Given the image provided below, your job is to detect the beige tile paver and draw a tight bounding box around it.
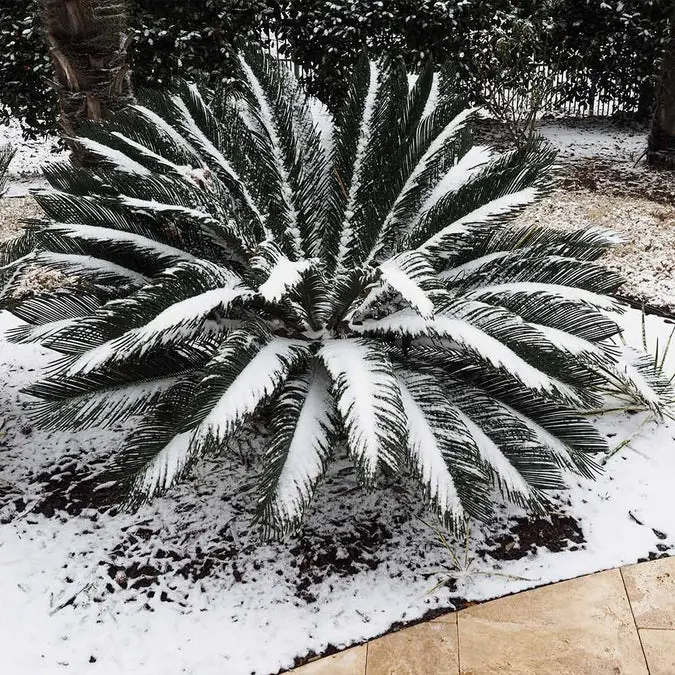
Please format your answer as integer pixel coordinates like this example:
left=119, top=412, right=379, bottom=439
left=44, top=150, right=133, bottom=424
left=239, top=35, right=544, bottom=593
left=638, top=629, right=675, bottom=675
left=457, top=569, right=648, bottom=675
left=366, top=618, right=459, bottom=675
left=622, top=556, right=675, bottom=629
left=292, top=645, right=367, bottom=675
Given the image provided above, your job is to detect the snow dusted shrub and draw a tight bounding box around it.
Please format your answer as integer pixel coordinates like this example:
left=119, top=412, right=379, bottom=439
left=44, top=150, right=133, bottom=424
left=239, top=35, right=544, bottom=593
left=0, top=52, right=670, bottom=537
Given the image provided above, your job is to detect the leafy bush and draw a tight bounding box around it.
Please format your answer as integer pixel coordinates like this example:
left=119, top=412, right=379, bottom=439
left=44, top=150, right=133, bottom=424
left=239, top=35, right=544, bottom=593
left=273, top=0, right=671, bottom=120
left=0, top=0, right=271, bottom=137
left=1, top=0, right=671, bottom=137
left=0, top=144, right=16, bottom=196
left=1, top=52, right=670, bottom=536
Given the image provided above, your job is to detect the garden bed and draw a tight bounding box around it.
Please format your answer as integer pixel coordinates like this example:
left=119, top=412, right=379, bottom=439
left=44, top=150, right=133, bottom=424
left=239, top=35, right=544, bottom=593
left=1, top=307, right=674, bottom=675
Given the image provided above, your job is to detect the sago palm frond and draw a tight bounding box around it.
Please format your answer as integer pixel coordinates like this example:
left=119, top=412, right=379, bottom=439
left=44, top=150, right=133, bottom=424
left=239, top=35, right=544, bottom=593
left=1, top=50, right=671, bottom=538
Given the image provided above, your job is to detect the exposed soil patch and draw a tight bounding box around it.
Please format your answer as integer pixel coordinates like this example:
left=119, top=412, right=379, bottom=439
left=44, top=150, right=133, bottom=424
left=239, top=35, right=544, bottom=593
left=481, top=515, right=585, bottom=561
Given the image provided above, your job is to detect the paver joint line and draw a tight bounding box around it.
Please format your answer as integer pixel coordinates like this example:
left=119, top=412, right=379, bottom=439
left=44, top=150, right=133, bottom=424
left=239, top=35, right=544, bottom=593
left=620, top=567, right=651, bottom=674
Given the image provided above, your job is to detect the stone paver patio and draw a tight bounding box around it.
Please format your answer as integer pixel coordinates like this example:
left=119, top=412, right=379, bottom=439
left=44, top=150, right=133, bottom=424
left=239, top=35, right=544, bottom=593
left=290, top=556, right=675, bottom=675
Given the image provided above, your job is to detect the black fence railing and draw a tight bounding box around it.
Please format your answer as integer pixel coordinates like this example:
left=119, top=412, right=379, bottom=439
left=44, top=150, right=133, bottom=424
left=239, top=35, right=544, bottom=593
left=262, top=31, right=644, bottom=118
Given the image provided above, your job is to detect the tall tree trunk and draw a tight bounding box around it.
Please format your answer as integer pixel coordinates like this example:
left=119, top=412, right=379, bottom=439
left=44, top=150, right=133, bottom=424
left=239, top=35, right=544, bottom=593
left=40, top=0, right=134, bottom=139
left=648, top=4, right=675, bottom=169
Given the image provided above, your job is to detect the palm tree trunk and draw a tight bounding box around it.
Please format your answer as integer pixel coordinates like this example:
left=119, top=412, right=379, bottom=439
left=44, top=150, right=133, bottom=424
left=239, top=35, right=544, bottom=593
left=648, top=4, right=675, bottom=169
left=40, top=0, right=134, bottom=138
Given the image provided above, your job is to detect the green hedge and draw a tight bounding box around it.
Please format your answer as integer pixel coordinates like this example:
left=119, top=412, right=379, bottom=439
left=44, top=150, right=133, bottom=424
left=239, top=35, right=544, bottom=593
left=0, top=0, right=670, bottom=137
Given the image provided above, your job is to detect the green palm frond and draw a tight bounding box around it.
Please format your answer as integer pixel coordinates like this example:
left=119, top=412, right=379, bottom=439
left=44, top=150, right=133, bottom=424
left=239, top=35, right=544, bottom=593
left=1, top=49, right=671, bottom=539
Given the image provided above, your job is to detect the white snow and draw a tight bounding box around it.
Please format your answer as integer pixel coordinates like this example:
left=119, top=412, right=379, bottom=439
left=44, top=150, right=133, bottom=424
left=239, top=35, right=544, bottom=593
left=47, top=222, right=196, bottom=263
left=66, top=285, right=253, bottom=375
left=379, top=252, right=436, bottom=319
left=130, top=104, right=200, bottom=160
left=335, top=60, right=380, bottom=272
left=454, top=408, right=531, bottom=499
left=238, top=57, right=302, bottom=258
left=35, top=251, right=148, bottom=285
left=367, top=106, right=477, bottom=265
left=466, top=281, right=621, bottom=311
left=257, top=255, right=312, bottom=303
left=538, top=120, right=646, bottom=161
left=134, top=430, right=195, bottom=499
left=308, top=97, right=335, bottom=157
left=266, top=371, right=335, bottom=525
left=419, top=145, right=494, bottom=215
left=0, top=308, right=674, bottom=675
left=417, top=187, right=538, bottom=255
left=170, top=89, right=265, bottom=228
left=70, top=138, right=151, bottom=175
left=397, top=373, right=464, bottom=524
left=196, top=337, right=310, bottom=448
left=319, top=337, right=401, bottom=478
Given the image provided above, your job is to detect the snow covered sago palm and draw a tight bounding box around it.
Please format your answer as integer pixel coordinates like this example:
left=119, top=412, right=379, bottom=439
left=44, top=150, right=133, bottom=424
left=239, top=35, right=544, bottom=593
left=0, top=52, right=670, bottom=537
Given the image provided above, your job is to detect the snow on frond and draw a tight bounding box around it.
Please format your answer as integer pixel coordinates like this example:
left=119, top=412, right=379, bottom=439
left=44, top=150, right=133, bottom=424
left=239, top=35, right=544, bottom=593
left=319, top=338, right=406, bottom=483
left=110, top=131, right=199, bottom=179
left=73, top=137, right=151, bottom=175
left=309, top=97, right=335, bottom=156
left=416, top=187, right=538, bottom=256
left=35, top=252, right=148, bottom=285
left=194, top=337, right=311, bottom=449
left=238, top=55, right=302, bottom=258
left=7, top=317, right=79, bottom=345
left=601, top=352, right=668, bottom=411
left=47, top=223, right=196, bottom=263
left=528, top=322, right=609, bottom=359
left=378, top=250, right=447, bottom=319
left=170, top=88, right=265, bottom=228
left=31, top=375, right=180, bottom=431
left=404, top=107, right=476, bottom=196
left=117, top=195, right=217, bottom=225
left=440, top=251, right=513, bottom=282
left=131, top=104, right=201, bottom=159
left=451, top=408, right=530, bottom=501
left=396, top=373, right=464, bottom=526
left=421, top=72, right=439, bottom=119
left=258, top=255, right=313, bottom=303
left=132, top=430, right=195, bottom=502
left=258, top=369, right=336, bottom=533
left=334, top=60, right=380, bottom=272
left=352, top=310, right=581, bottom=403
left=501, top=404, right=587, bottom=475
left=465, top=282, right=621, bottom=312
left=66, top=285, right=253, bottom=376
left=419, top=145, right=494, bottom=215
left=366, top=106, right=477, bottom=266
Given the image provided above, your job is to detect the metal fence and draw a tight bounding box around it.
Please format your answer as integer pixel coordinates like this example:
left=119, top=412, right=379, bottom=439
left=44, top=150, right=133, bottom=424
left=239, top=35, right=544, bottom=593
left=262, top=31, right=642, bottom=118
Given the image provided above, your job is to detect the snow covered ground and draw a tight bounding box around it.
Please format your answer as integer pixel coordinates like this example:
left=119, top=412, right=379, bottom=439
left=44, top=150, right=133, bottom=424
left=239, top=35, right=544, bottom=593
left=538, top=119, right=646, bottom=161
left=0, top=117, right=65, bottom=196
left=0, top=112, right=649, bottom=195
left=0, top=307, right=674, bottom=675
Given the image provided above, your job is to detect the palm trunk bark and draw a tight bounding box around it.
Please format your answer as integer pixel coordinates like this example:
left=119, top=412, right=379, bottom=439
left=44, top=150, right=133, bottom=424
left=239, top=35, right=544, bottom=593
left=40, top=0, right=134, bottom=138
left=648, top=5, right=675, bottom=169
